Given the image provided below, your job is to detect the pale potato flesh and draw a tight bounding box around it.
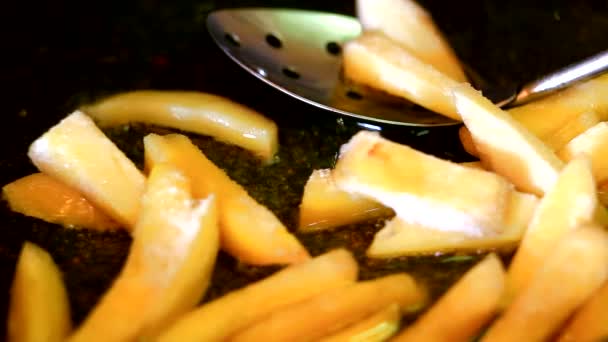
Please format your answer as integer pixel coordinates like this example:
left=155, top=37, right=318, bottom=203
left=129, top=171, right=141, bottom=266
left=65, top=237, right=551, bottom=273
left=558, top=121, right=608, bottom=184
left=68, top=164, right=219, bottom=342
left=333, top=131, right=513, bottom=237
left=394, top=254, right=505, bottom=342
left=84, top=90, right=279, bottom=162
left=506, top=158, right=598, bottom=303
left=452, top=83, right=563, bottom=195
left=2, top=173, right=119, bottom=231
left=356, top=0, right=467, bottom=82
left=230, top=274, right=427, bottom=342
left=319, top=303, right=401, bottom=342
left=157, top=249, right=358, bottom=342
left=367, top=191, right=538, bottom=258
left=27, top=111, right=145, bottom=229
left=343, top=31, right=461, bottom=120
left=7, top=242, right=71, bottom=342
left=143, top=133, right=309, bottom=265
left=482, top=226, right=608, bottom=342
left=298, top=169, right=393, bottom=232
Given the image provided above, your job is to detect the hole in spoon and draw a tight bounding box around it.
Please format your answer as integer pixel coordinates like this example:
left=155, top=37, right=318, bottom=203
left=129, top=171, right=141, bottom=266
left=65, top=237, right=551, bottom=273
left=282, top=67, right=300, bottom=79
left=224, top=33, right=240, bottom=47
left=265, top=34, right=283, bottom=49
left=346, top=90, right=363, bottom=100
left=326, top=42, right=342, bottom=56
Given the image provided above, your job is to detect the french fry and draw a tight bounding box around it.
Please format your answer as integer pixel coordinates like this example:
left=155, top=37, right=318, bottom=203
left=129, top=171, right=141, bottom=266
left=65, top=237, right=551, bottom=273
left=557, top=281, right=608, bottom=342
left=459, top=161, right=485, bottom=170
left=2, top=173, right=119, bottom=231
left=482, top=225, right=608, bottom=342
left=27, top=111, right=145, bottom=229
left=558, top=122, right=608, bottom=184
left=333, top=131, right=513, bottom=237
left=144, top=133, right=309, bottom=265
left=84, top=90, right=279, bottom=162
left=459, top=126, right=480, bottom=157
left=157, top=249, right=358, bottom=342
left=343, top=31, right=461, bottom=120
left=506, top=158, right=598, bottom=303
left=508, top=73, right=608, bottom=143
left=356, top=0, right=467, bottom=82
left=368, top=191, right=537, bottom=257
left=7, top=242, right=71, bottom=342
left=319, top=303, right=401, bottom=342
left=68, top=164, right=219, bottom=342
left=542, top=110, right=599, bottom=151
left=298, top=169, right=393, bottom=232
left=393, top=254, right=505, bottom=342
left=230, top=273, right=427, bottom=342
left=452, top=83, right=563, bottom=195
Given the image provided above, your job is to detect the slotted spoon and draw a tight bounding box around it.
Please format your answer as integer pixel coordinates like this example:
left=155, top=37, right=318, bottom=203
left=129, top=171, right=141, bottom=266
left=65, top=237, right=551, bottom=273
left=207, top=8, right=608, bottom=127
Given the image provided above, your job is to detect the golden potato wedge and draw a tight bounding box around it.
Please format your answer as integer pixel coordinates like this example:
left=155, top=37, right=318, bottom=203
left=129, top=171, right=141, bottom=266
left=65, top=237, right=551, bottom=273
left=482, top=225, right=608, bottom=342
left=394, top=254, right=505, bottom=342
left=508, top=73, right=608, bottom=142
left=157, top=249, right=358, bottom=342
left=230, top=273, right=427, bottom=342
left=68, top=164, right=219, bottom=342
left=343, top=31, right=461, bottom=120
left=367, top=191, right=537, bottom=257
left=84, top=90, right=279, bottom=161
left=27, top=111, right=145, bottom=229
left=558, top=122, right=608, bottom=184
left=506, top=157, right=598, bottom=303
left=7, top=242, right=71, bottom=342
left=144, top=133, right=309, bottom=265
left=356, top=0, right=466, bottom=82
left=452, top=83, right=563, bottom=195
left=459, top=126, right=480, bottom=157
left=557, top=281, right=608, bottom=342
left=542, top=110, right=599, bottom=151
left=333, top=131, right=513, bottom=237
left=2, top=173, right=119, bottom=231
left=319, top=303, right=401, bottom=342
left=298, top=169, right=393, bottom=232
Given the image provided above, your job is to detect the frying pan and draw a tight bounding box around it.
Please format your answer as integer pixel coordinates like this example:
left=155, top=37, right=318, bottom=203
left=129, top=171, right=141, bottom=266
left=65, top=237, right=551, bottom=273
left=1, top=0, right=608, bottom=338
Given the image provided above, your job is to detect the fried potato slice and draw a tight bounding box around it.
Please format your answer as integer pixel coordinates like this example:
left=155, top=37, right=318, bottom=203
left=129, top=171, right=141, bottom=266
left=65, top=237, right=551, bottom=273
left=343, top=31, right=461, bottom=120
left=558, top=122, right=608, bottom=184
left=144, top=133, right=309, bottom=265
left=356, top=0, right=466, bottom=82
left=319, top=303, right=401, bottom=342
left=506, top=157, right=598, bottom=303
left=68, top=164, right=219, bottom=342
left=157, top=249, right=358, bottom=342
left=7, top=242, right=71, bottom=342
left=452, top=83, right=563, bottom=195
left=367, top=191, right=537, bottom=257
left=394, top=254, right=505, bottom=342
left=508, top=73, right=608, bottom=143
left=333, top=131, right=513, bottom=237
left=27, top=111, right=145, bottom=229
left=230, top=273, right=427, bottom=342
left=2, top=173, right=119, bottom=231
left=541, top=110, right=600, bottom=151
left=482, top=225, right=608, bottom=342
left=84, top=90, right=279, bottom=162
left=298, top=169, right=393, bottom=232
left=557, top=281, right=608, bottom=342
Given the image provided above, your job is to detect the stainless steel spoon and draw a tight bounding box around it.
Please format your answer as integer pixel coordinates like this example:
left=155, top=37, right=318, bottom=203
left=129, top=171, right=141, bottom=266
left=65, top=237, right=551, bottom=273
left=207, top=8, right=608, bottom=127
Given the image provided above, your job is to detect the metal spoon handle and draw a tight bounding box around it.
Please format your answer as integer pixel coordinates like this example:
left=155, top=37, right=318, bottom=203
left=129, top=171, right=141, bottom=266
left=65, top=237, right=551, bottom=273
left=512, top=49, right=608, bottom=106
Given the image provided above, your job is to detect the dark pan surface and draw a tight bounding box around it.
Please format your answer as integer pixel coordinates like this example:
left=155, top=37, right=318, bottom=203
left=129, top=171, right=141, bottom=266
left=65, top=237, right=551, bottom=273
left=1, top=0, right=608, bottom=338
